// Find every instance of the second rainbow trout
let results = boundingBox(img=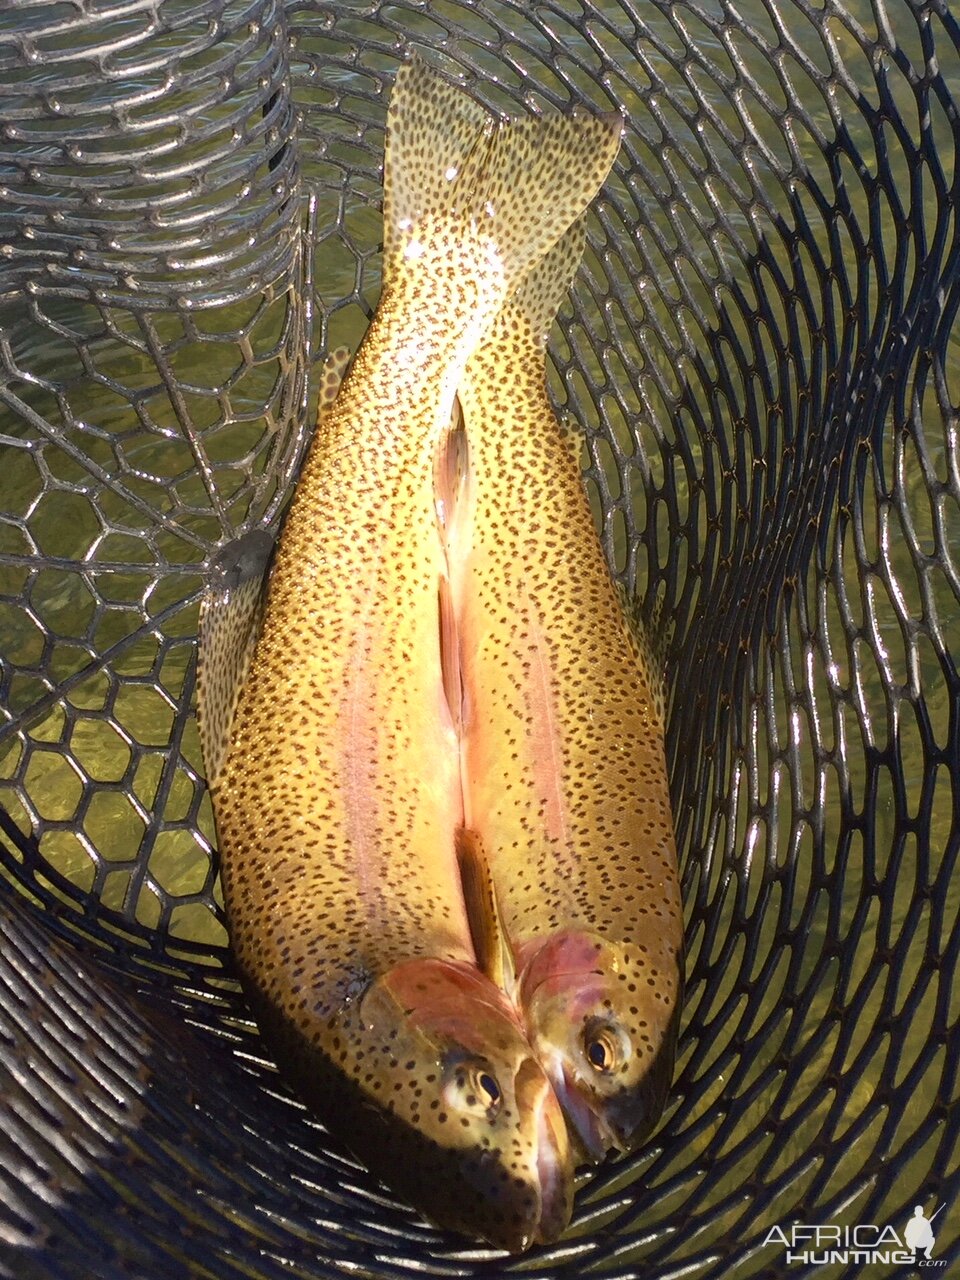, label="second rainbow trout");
[447,225,685,1163]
